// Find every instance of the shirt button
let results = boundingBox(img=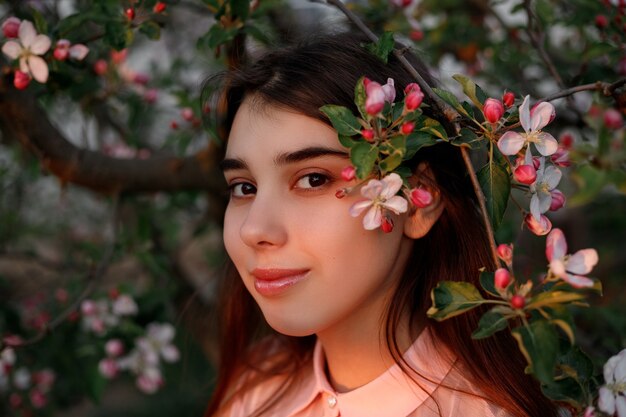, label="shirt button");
[327,395,337,408]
